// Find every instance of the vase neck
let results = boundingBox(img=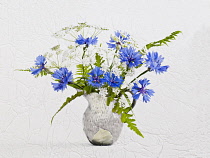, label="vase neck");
[85,93,110,110]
